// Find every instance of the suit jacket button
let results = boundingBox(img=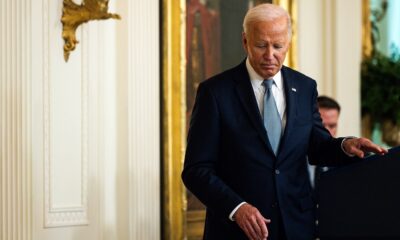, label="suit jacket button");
[275,169,280,175]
